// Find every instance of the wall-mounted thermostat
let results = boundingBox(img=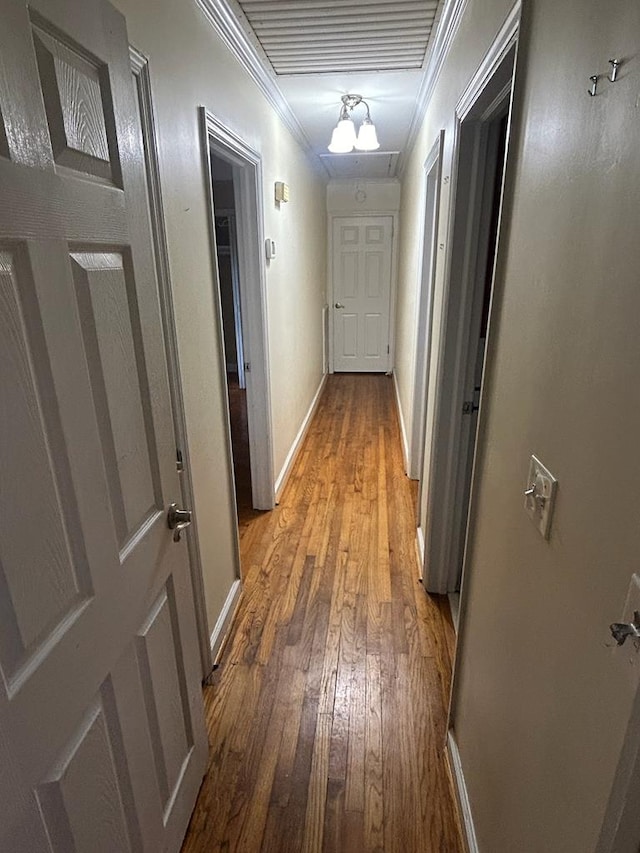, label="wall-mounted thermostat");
[274,181,290,203]
[265,238,276,260]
